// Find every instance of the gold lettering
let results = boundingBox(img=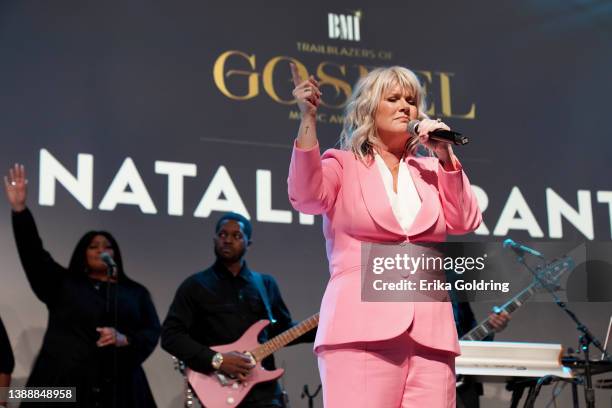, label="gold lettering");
[326,45,338,55]
[438,72,476,119]
[329,114,344,123]
[263,57,308,104]
[317,62,352,109]
[213,51,259,100]
[377,50,393,60]
[416,70,435,117]
[212,49,476,121]
[339,47,354,57]
[356,64,370,78]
